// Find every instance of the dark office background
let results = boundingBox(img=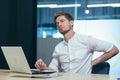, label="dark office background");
[0,0,36,68]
